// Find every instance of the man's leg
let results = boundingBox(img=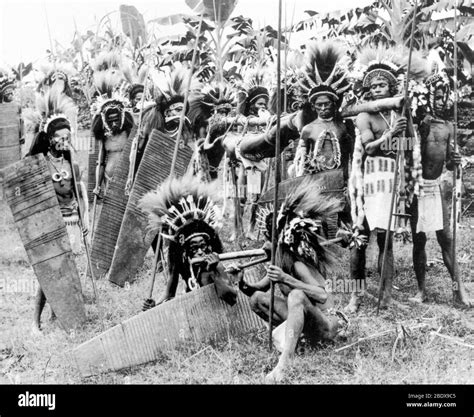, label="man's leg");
[266,289,337,383]
[408,199,428,303]
[33,287,47,330]
[376,230,394,308]
[249,291,288,325]
[345,218,370,313]
[436,194,471,306]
